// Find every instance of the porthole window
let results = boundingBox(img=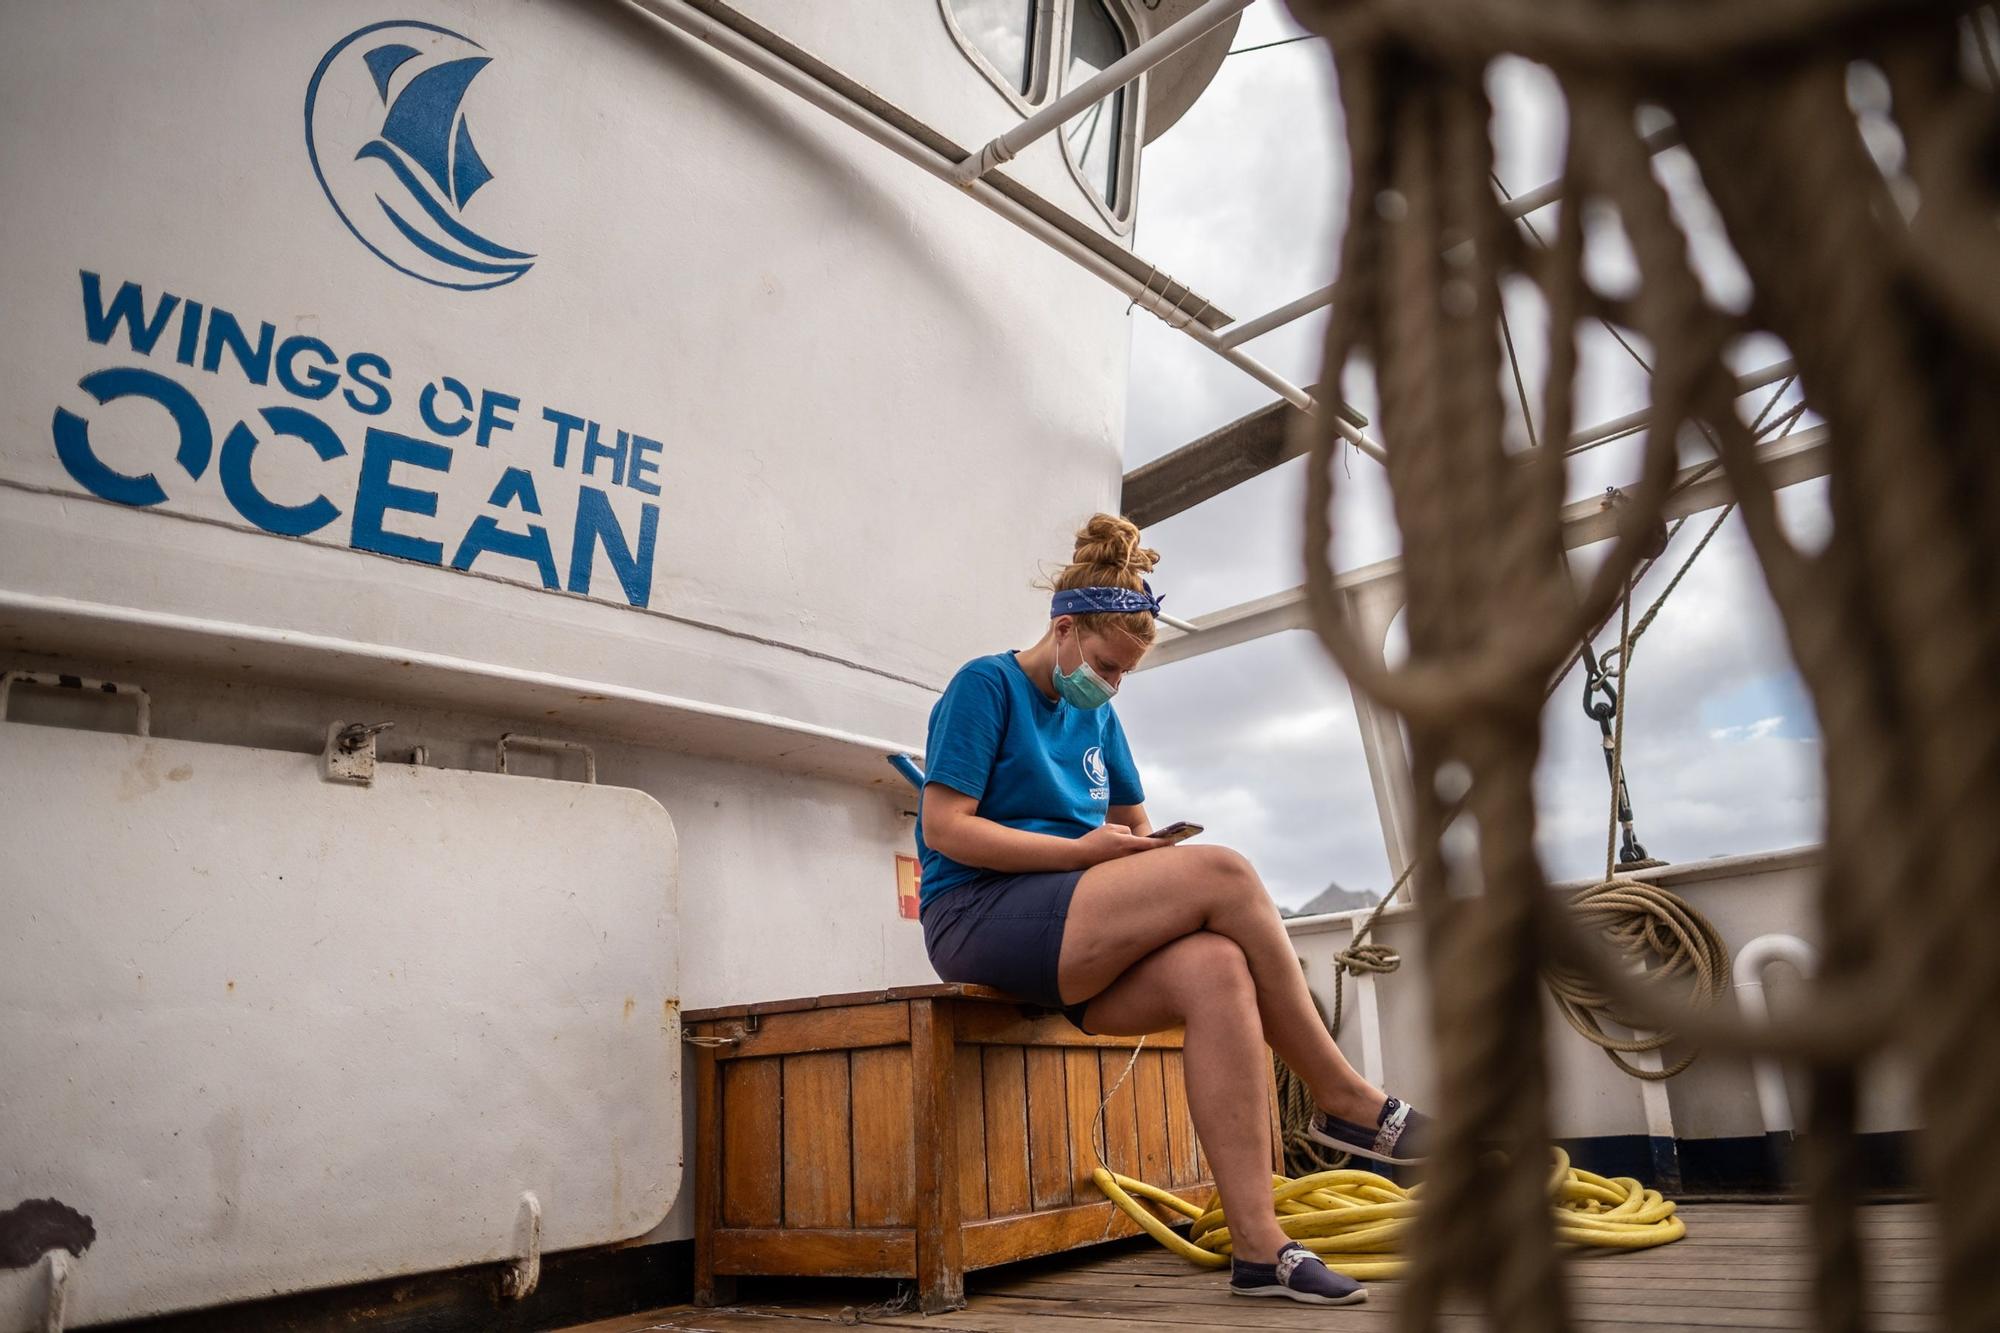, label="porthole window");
[1061,0,1134,217]
[943,0,1052,105]
[943,0,1141,225]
